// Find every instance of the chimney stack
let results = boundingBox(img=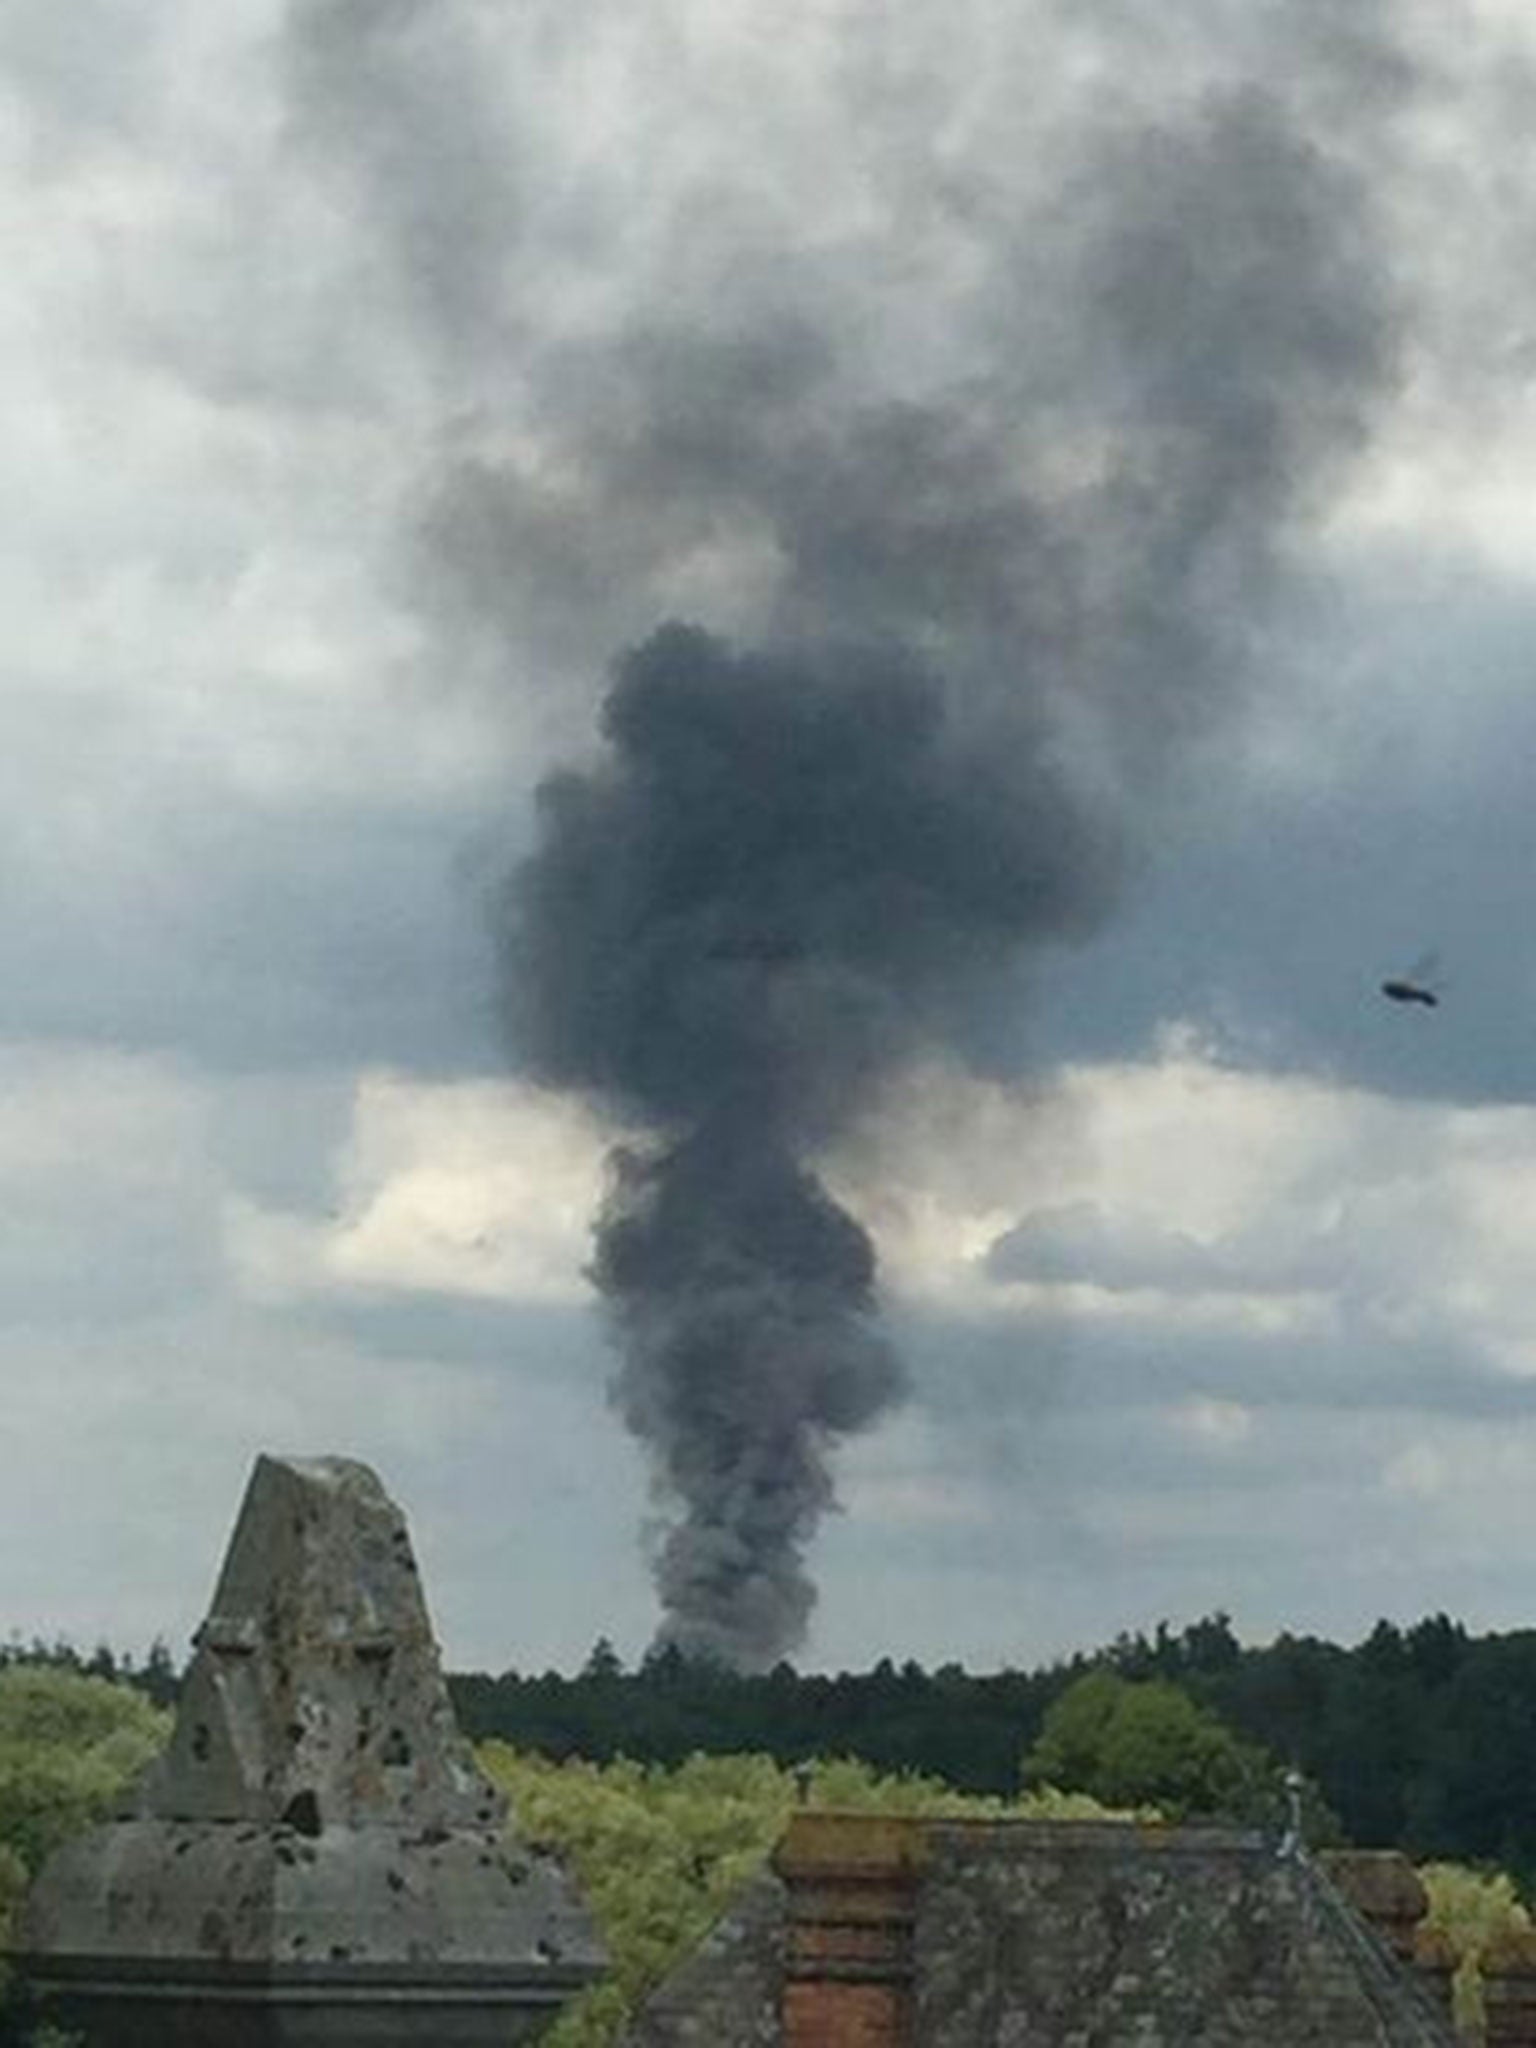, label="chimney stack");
[1482,1928,1536,2048]
[773,1813,923,2048]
